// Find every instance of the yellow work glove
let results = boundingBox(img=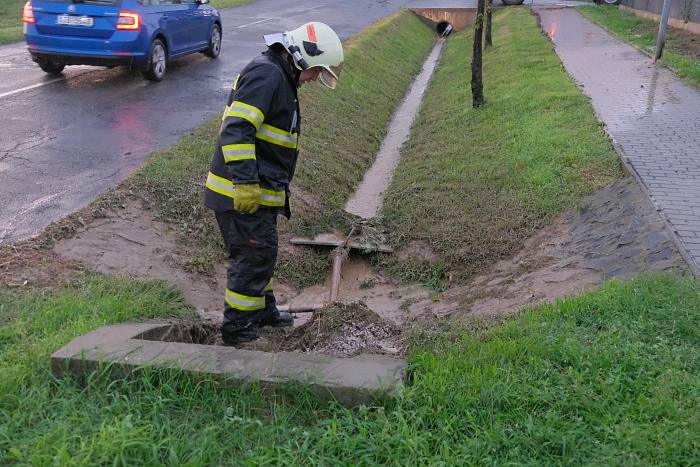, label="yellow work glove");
[233,183,261,213]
